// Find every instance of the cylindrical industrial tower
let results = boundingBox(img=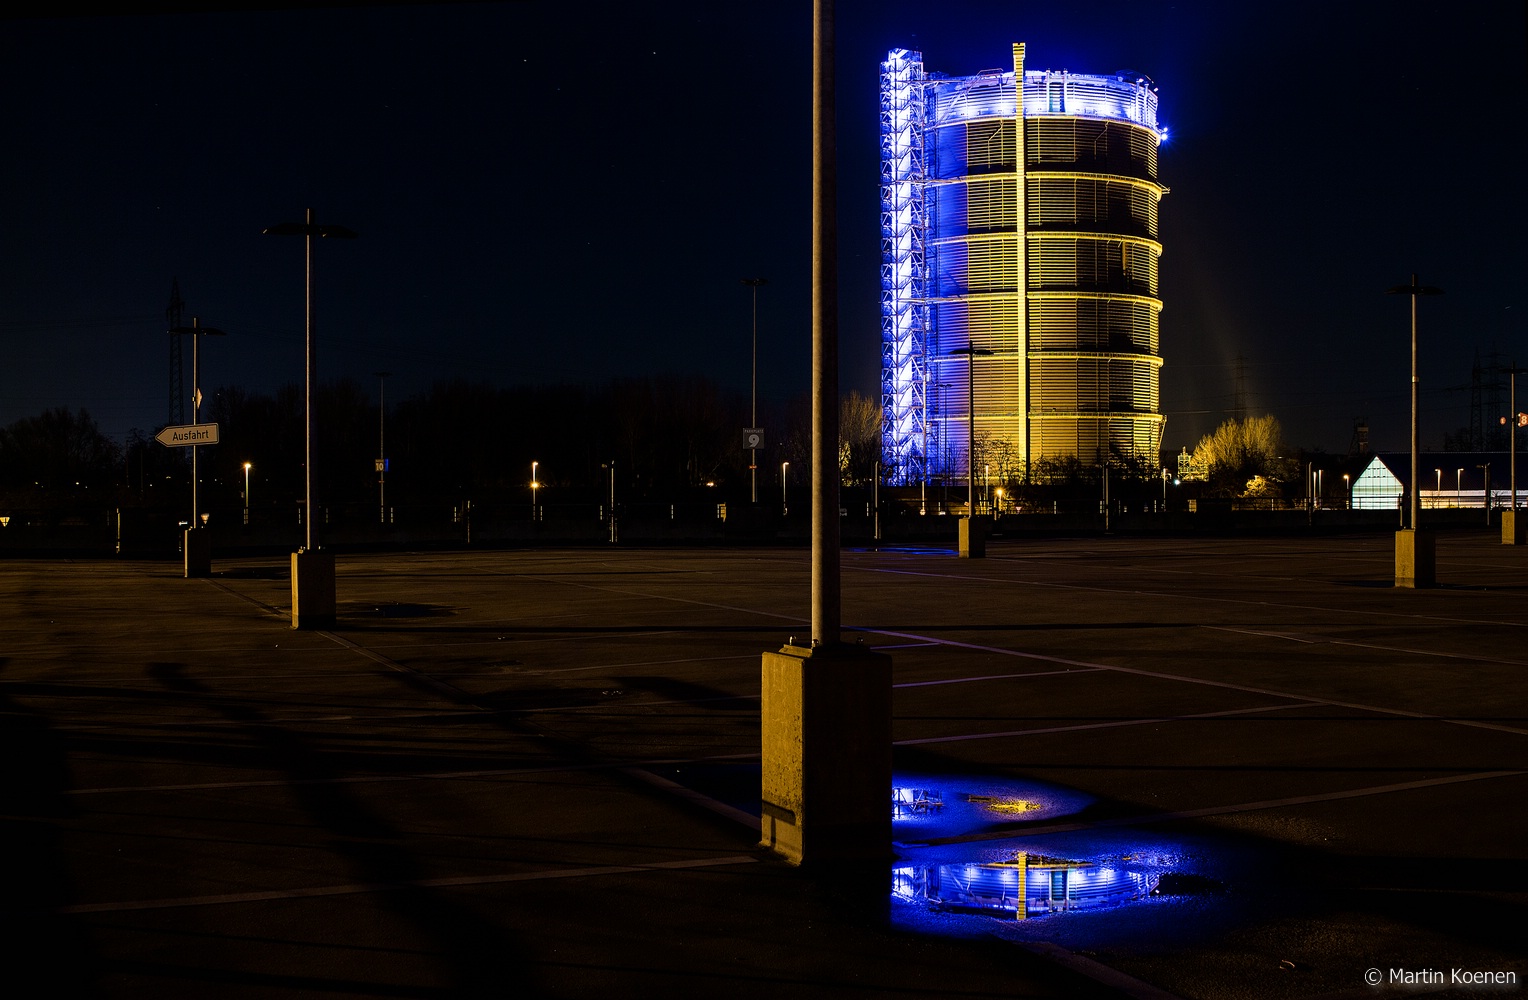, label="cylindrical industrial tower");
[880,44,1168,485]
